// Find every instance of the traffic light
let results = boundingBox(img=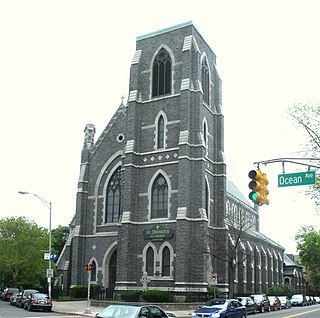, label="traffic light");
[248,169,269,206]
[84,263,93,271]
